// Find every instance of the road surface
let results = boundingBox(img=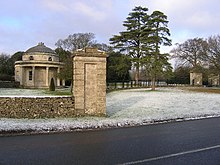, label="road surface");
[1,117,220,165]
